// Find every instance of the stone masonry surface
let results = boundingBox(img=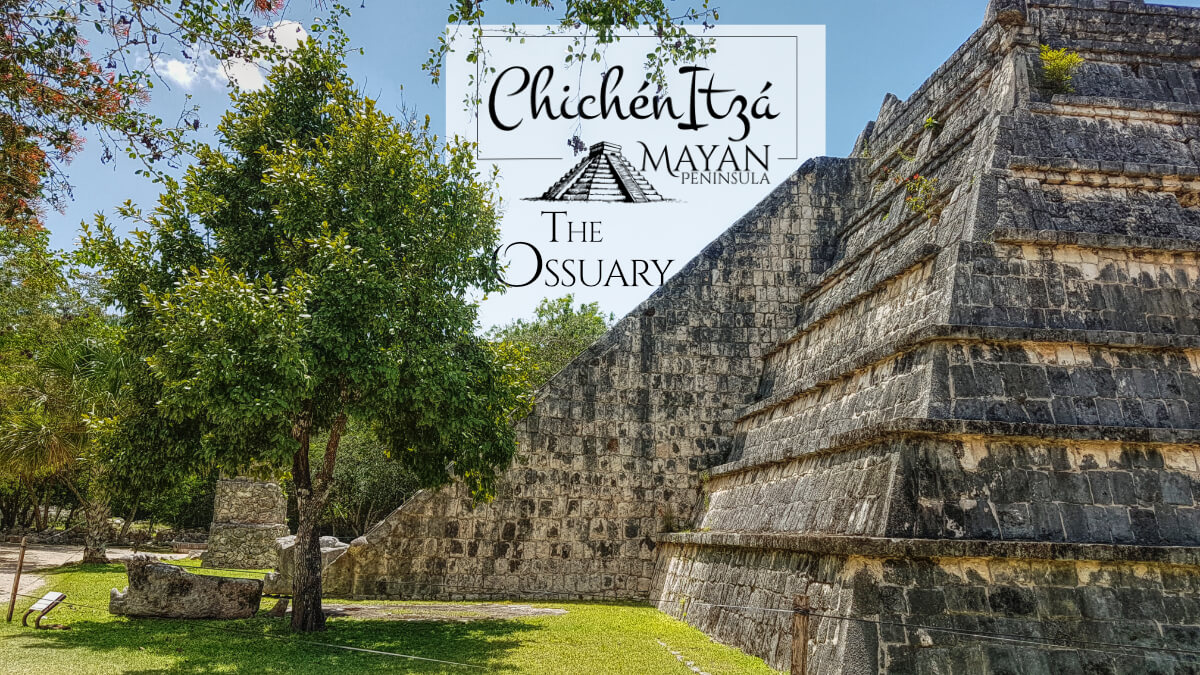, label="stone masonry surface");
[203,478,289,570]
[110,554,263,619]
[323,1,1200,672]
